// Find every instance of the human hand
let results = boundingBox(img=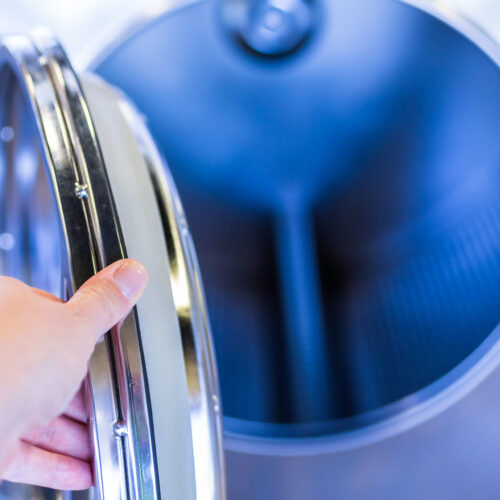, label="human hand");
[0,259,149,491]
